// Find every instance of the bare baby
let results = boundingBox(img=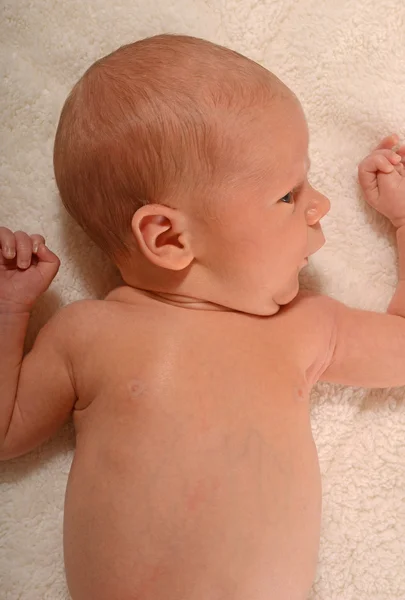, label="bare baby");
[2,34,405,600]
